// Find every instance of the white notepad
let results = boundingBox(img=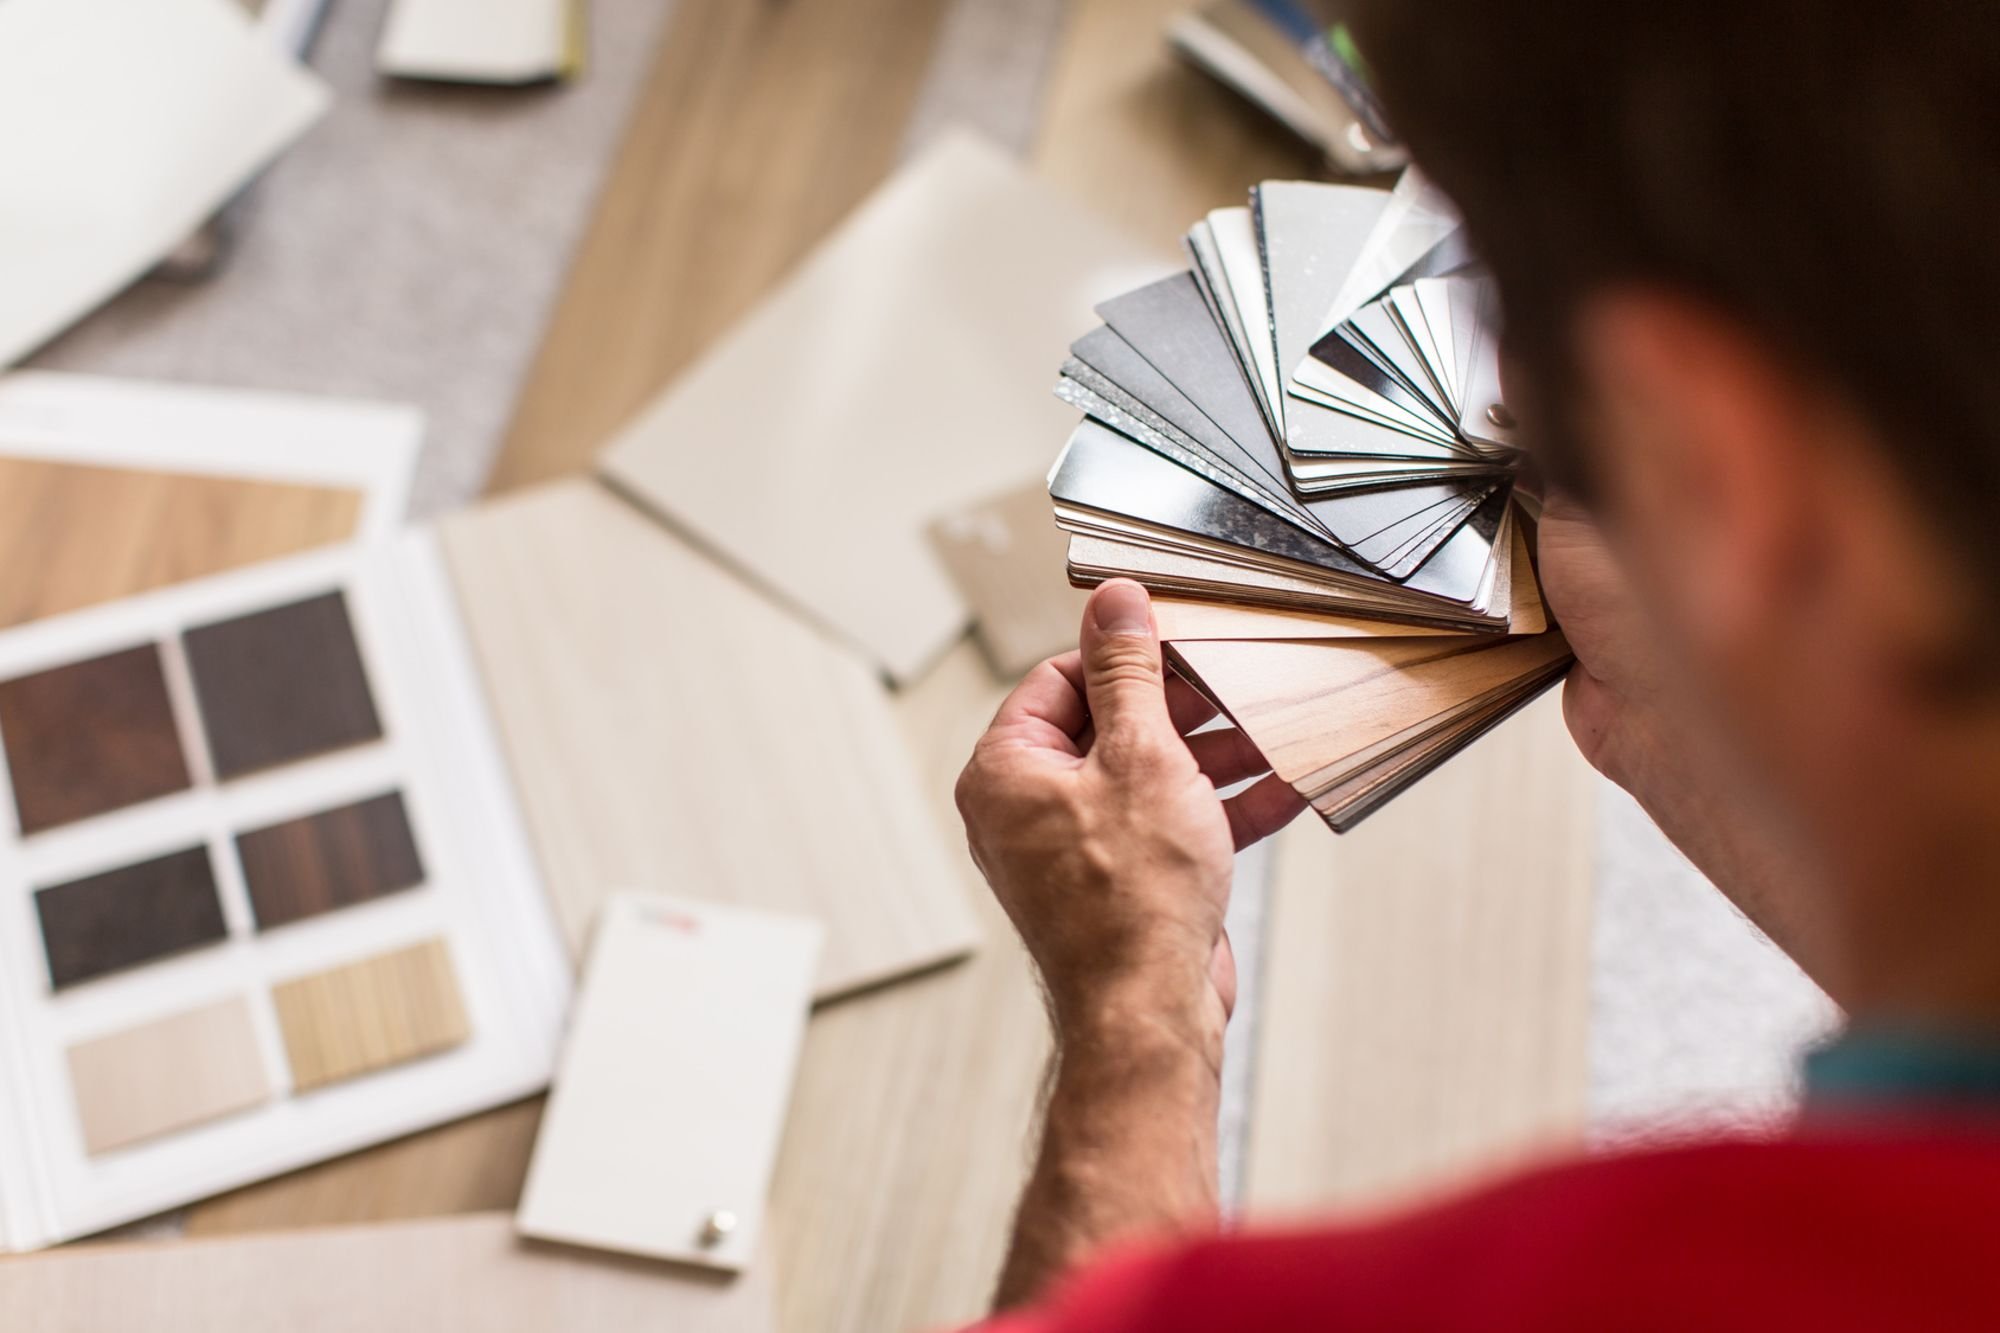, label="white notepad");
[0,0,329,367]
[517,893,822,1271]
